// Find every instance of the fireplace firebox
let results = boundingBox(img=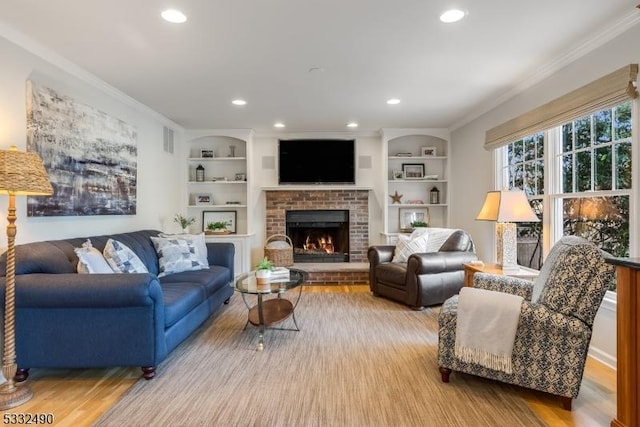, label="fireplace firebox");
[286,210,349,263]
